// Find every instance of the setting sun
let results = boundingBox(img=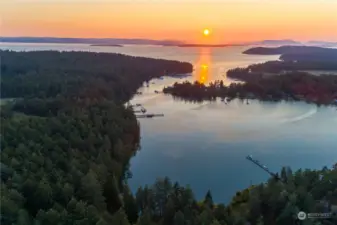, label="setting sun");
[203,29,210,36]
